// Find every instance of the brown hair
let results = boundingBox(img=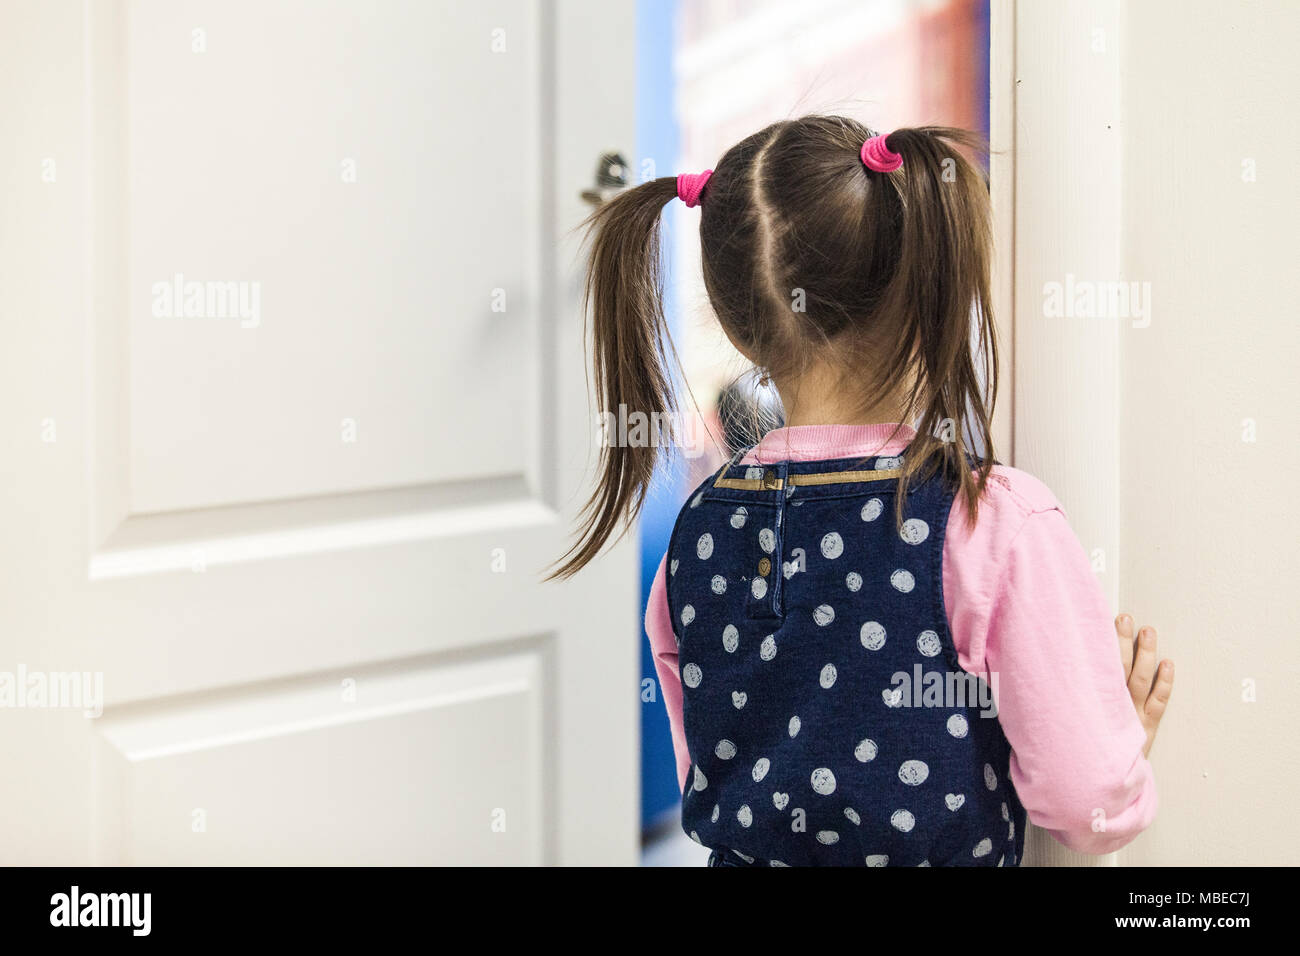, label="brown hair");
[549,116,998,579]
